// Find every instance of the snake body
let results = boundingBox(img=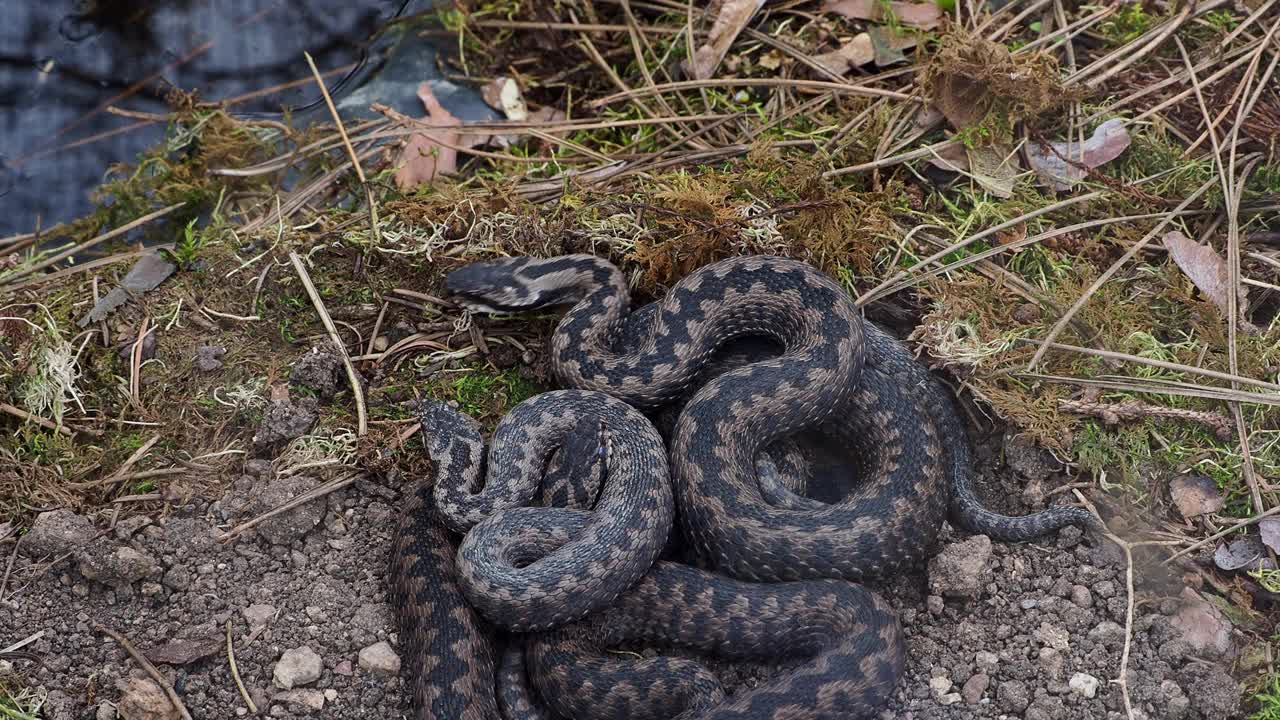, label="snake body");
[391,253,1093,719]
